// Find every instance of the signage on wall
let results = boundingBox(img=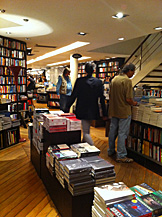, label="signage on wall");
[72,53,82,59]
